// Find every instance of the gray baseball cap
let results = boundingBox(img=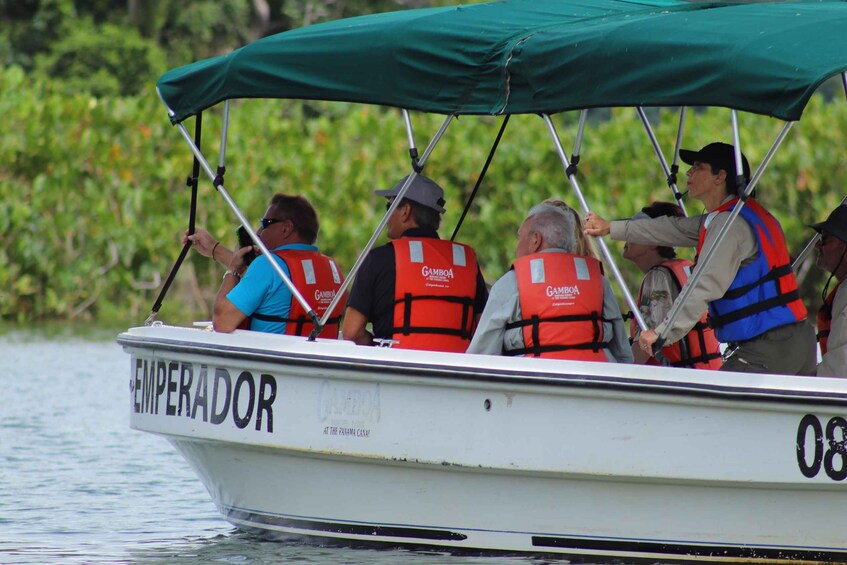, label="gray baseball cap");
[375,174,446,214]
